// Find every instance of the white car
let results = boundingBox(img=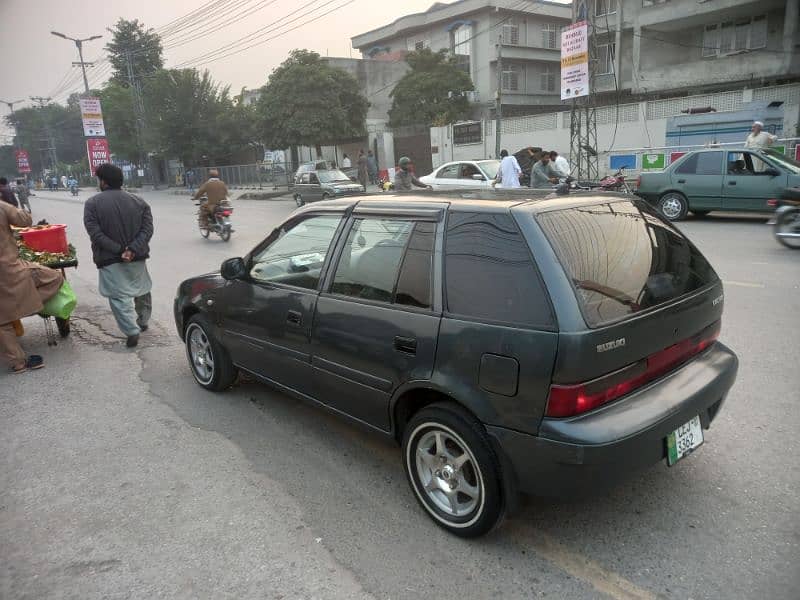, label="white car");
[419,160,501,190]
